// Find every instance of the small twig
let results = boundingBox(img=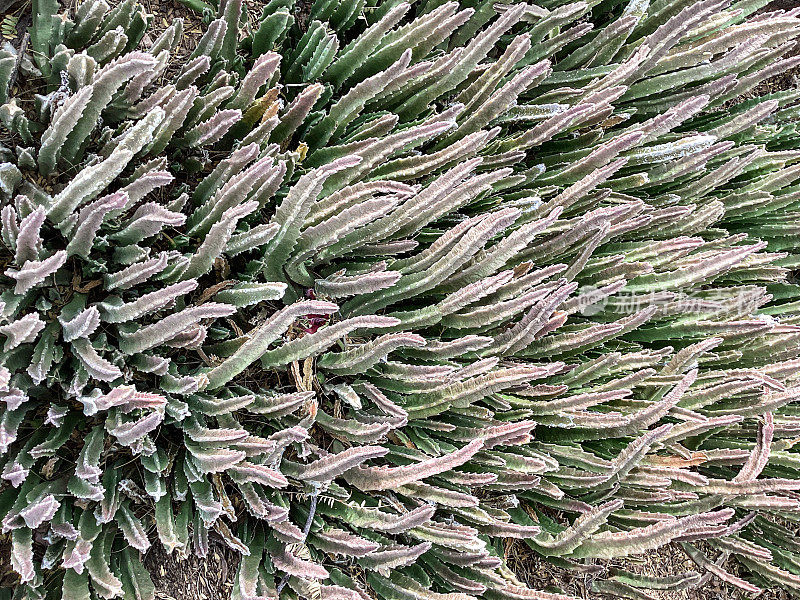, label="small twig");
[301,493,319,539]
[195,279,236,304]
[275,491,320,596]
